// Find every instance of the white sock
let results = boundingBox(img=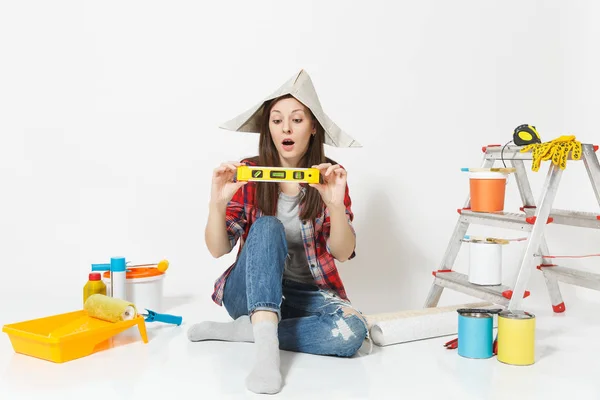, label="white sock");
[187,316,254,342]
[245,321,282,394]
